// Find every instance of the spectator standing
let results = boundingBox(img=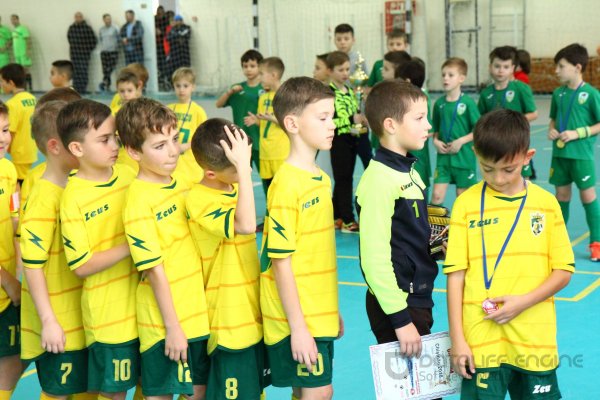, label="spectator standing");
[67,12,97,94]
[120,10,144,65]
[11,14,32,89]
[166,15,191,76]
[155,6,169,83]
[0,17,11,69]
[99,13,120,91]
